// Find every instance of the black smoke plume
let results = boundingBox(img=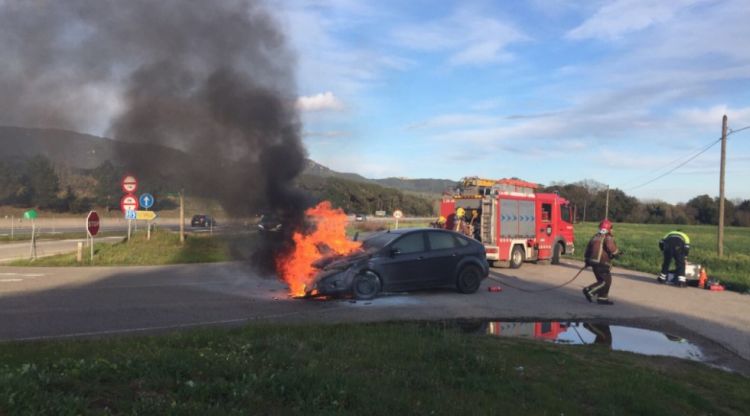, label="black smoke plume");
[0,0,310,268]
